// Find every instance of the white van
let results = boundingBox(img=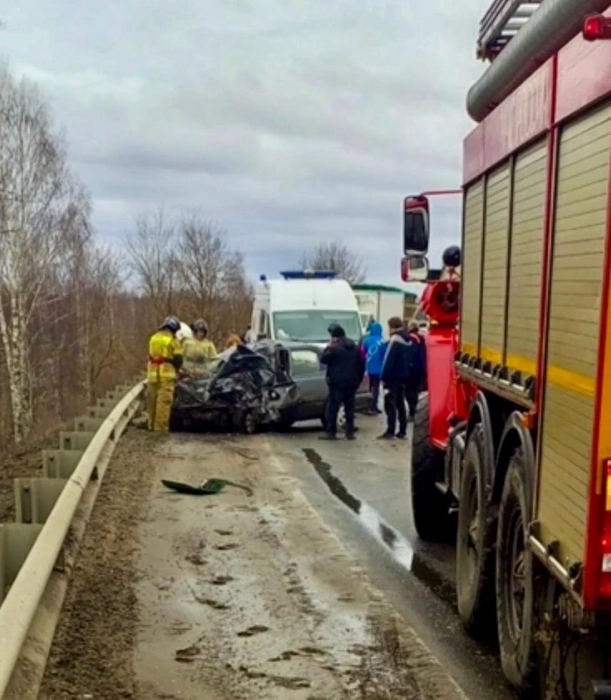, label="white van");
[251,271,363,345]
